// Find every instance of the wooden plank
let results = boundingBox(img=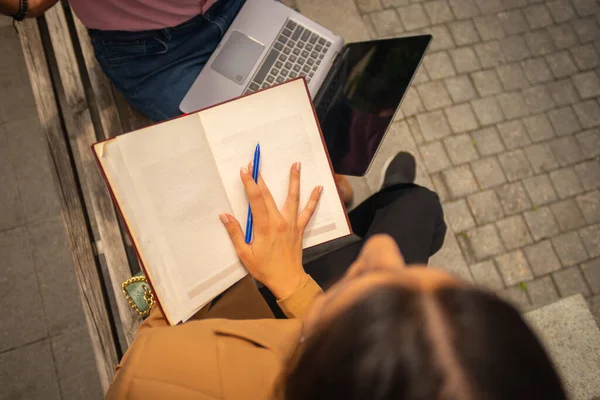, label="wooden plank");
[43,4,140,346]
[17,17,118,392]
